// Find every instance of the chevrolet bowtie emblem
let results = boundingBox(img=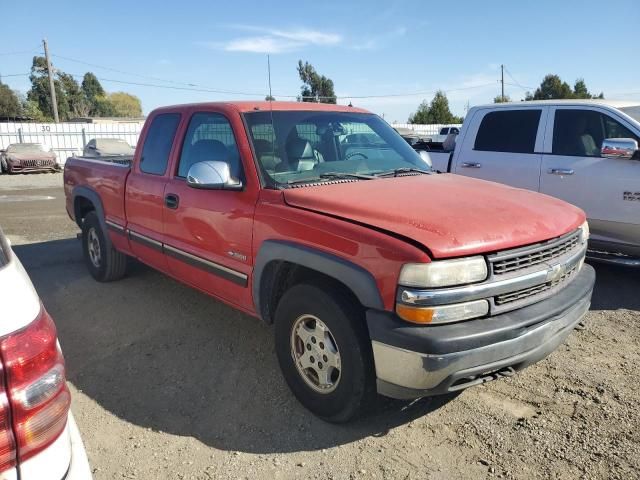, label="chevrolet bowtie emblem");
[547,263,566,282]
